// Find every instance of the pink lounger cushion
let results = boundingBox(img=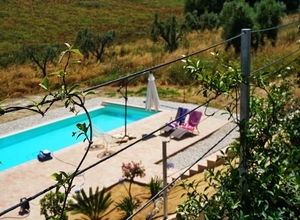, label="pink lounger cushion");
[180,124,195,131]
